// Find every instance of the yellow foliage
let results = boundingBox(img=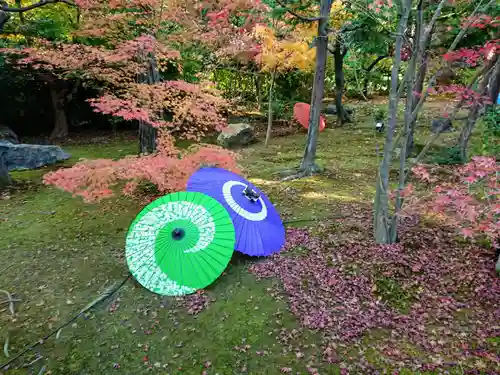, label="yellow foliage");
[254,23,316,73]
[329,0,353,30]
[2,34,26,43]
